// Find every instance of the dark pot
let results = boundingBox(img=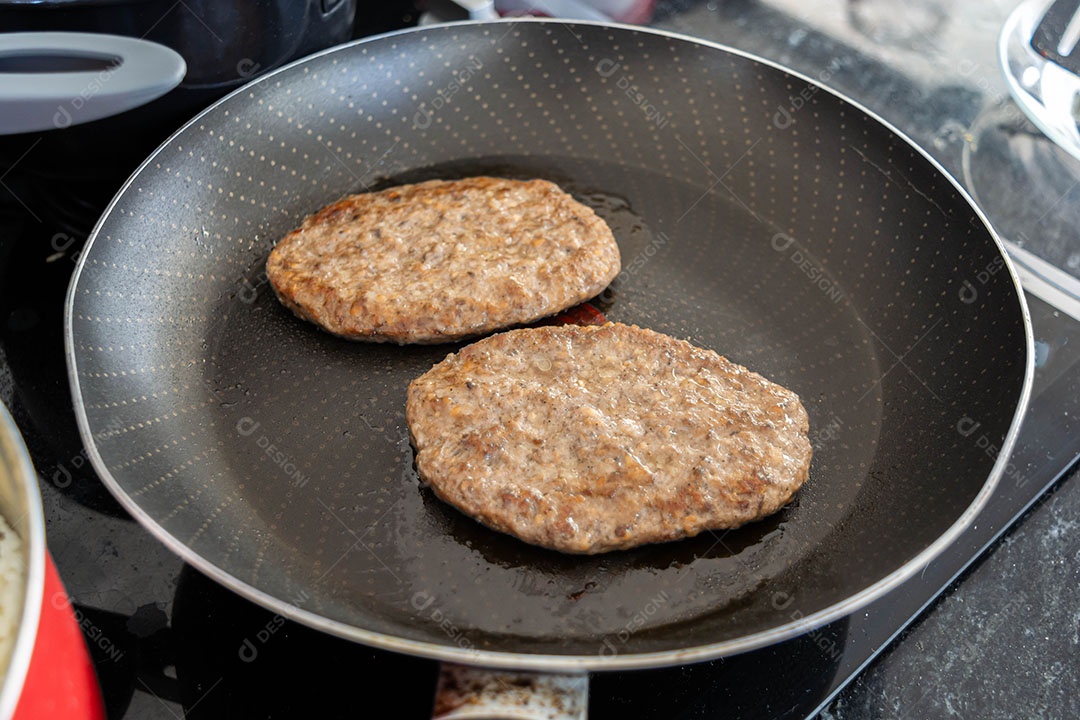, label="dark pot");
[0,0,358,178]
